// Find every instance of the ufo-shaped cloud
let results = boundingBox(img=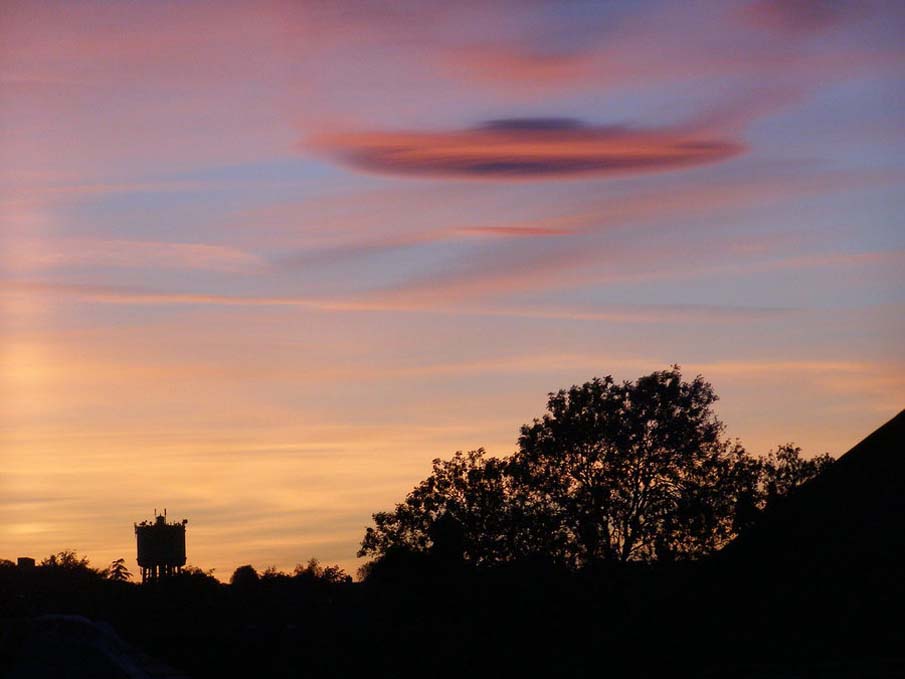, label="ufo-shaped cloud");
[313,117,743,180]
